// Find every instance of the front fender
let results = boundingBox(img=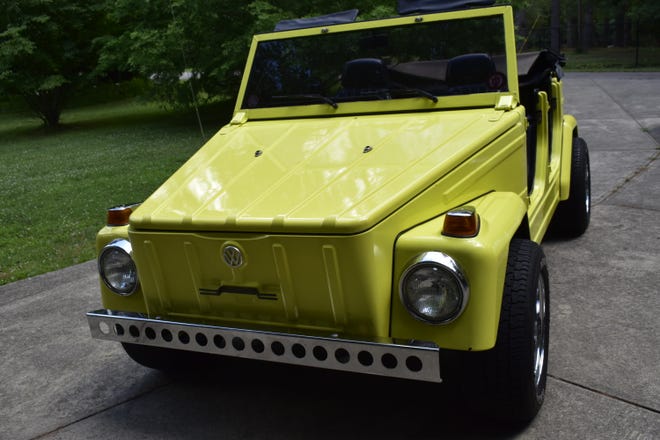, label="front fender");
[391,191,527,351]
[96,225,149,314]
